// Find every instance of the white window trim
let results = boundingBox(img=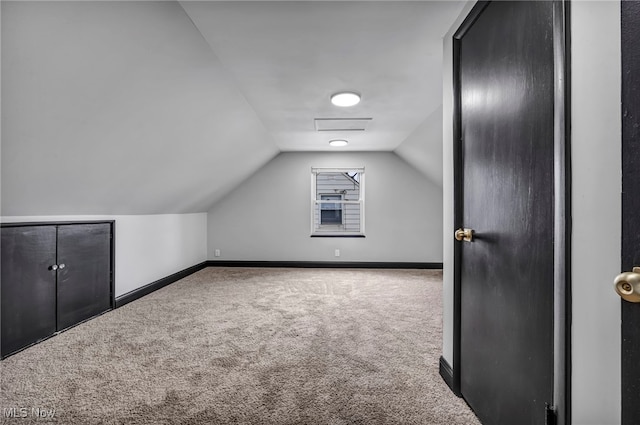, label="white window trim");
[310,167,365,237]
